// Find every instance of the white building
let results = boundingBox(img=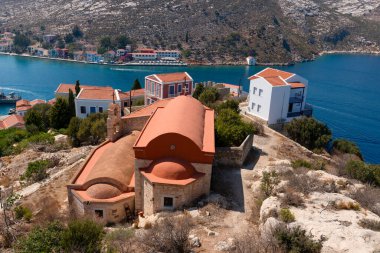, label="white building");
[247,68,312,125]
[246,56,256,66]
[131,52,157,61]
[156,50,181,60]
